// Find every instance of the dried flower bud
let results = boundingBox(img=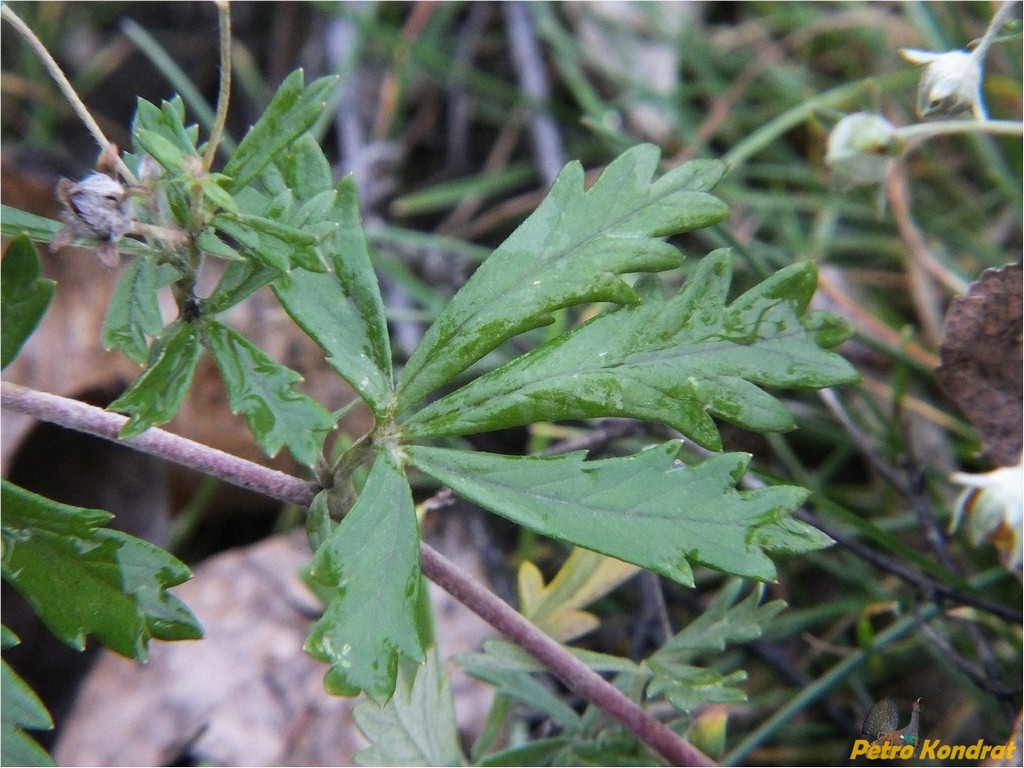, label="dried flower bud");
[51,172,136,267]
[901,48,985,119]
[825,113,899,187]
[949,460,1023,573]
